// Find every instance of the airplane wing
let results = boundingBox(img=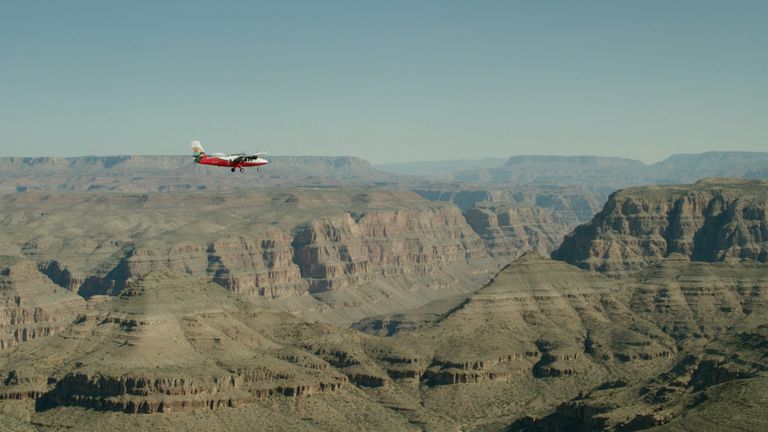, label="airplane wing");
[237,153,267,161]
[231,153,268,164]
